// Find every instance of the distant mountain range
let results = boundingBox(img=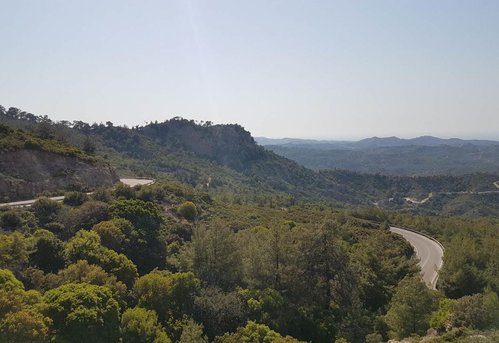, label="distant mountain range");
[256,136,499,150]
